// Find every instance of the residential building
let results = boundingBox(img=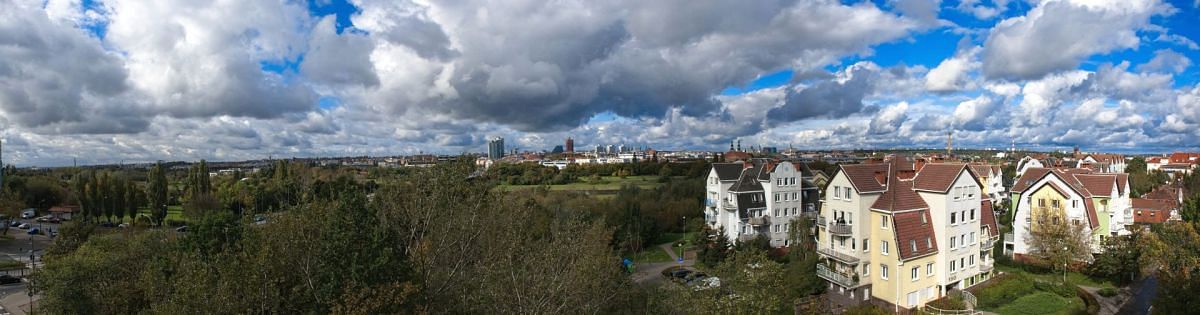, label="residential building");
[1076,154,1126,173]
[816,157,998,311]
[969,164,1007,205]
[1008,168,1132,260]
[1161,152,1200,178]
[705,159,813,247]
[487,137,505,160]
